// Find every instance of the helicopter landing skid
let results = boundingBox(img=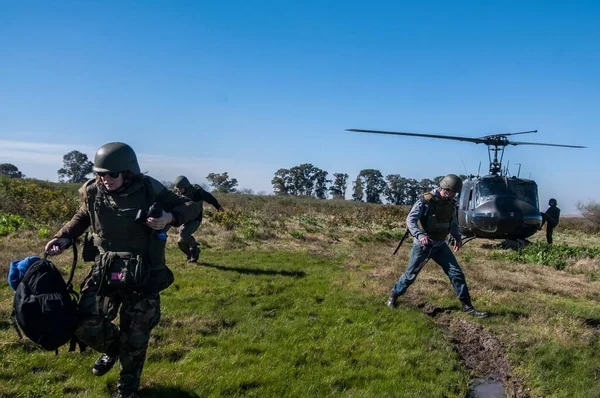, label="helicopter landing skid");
[498,239,531,250]
[446,236,477,247]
